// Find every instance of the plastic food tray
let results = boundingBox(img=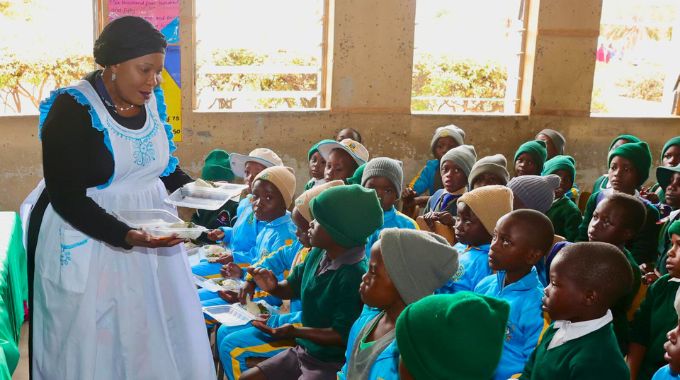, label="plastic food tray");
[202,304,260,327]
[193,275,244,293]
[114,209,207,239]
[165,182,247,210]
[200,244,233,262]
